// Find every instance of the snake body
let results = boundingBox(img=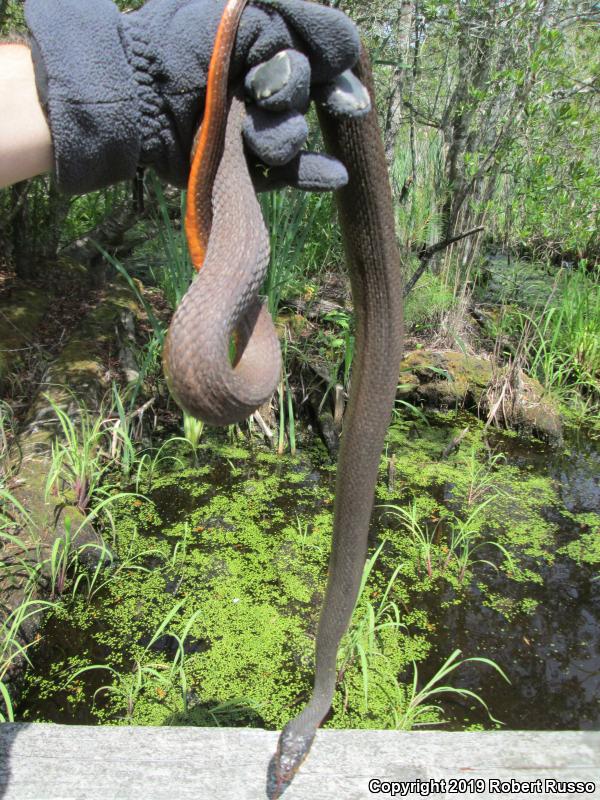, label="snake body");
[162,0,403,789]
